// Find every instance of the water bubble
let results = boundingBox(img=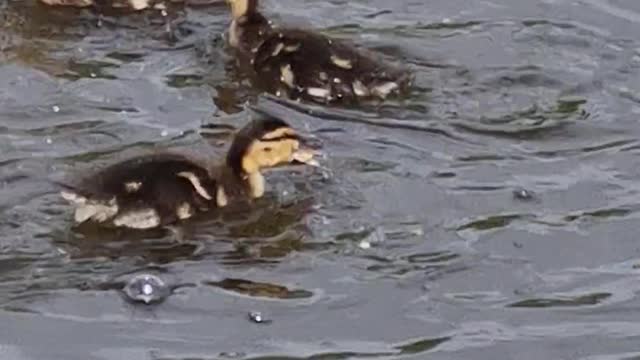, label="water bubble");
[358,227,386,250]
[219,352,245,359]
[512,187,536,201]
[90,72,96,78]
[45,137,52,144]
[358,240,371,249]
[248,311,271,324]
[52,105,60,113]
[160,129,169,137]
[123,274,170,305]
